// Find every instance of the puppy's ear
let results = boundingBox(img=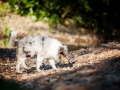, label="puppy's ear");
[58,46,64,53]
[63,45,67,48]
[62,45,68,50]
